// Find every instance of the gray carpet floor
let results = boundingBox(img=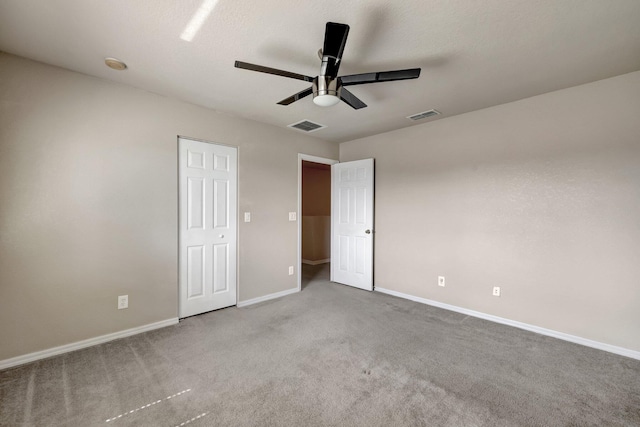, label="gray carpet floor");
[1,263,639,426]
